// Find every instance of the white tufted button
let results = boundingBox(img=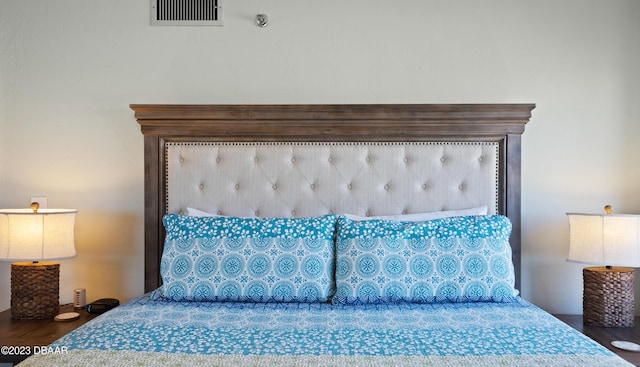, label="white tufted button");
[328,157,334,163]
[235,184,240,190]
[404,157,409,163]
[179,157,185,163]
[347,183,352,190]
[216,157,221,163]
[402,210,407,215]
[365,156,371,163]
[291,210,296,216]
[459,184,464,190]
[365,211,371,217]
[291,157,296,163]
[178,210,185,215]
[216,211,222,215]
[255,210,260,217]
[478,156,483,162]
[199,183,205,189]
[310,183,316,190]
[254,157,259,163]
[384,184,390,191]
[440,157,446,163]
[273,184,277,190]
[422,183,428,190]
